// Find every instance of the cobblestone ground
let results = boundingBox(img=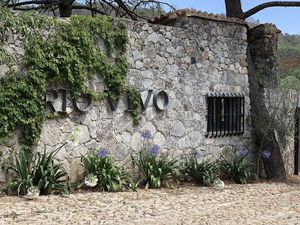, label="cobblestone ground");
[0,182,299,225]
